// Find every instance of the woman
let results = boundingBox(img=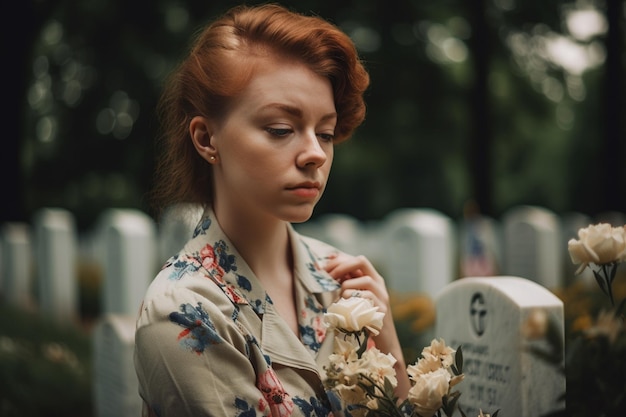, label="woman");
[134,4,410,416]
